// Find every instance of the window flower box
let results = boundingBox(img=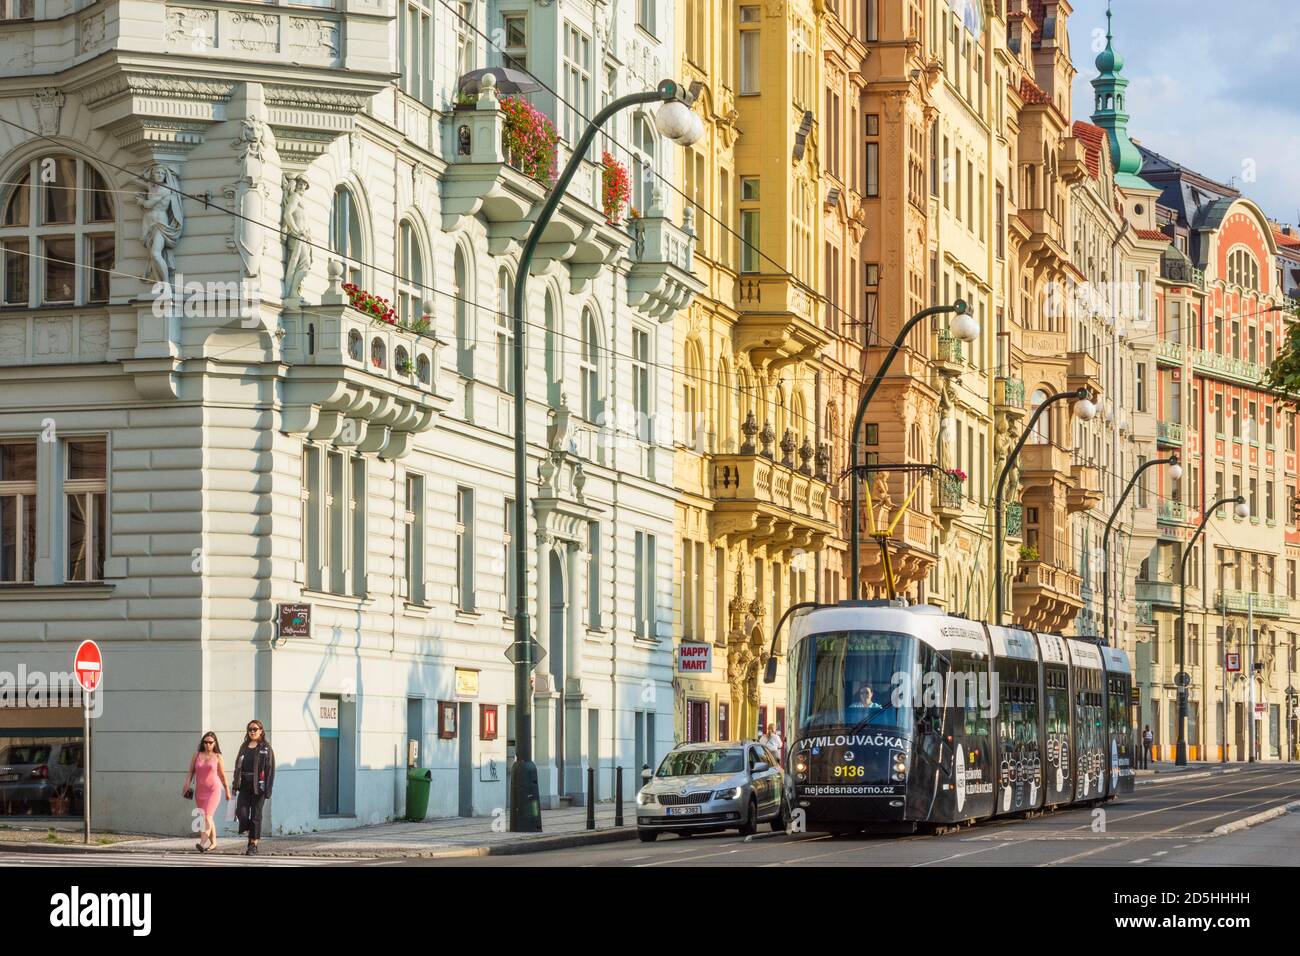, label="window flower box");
[500,96,558,185]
